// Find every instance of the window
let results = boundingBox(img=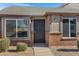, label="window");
[6,19,29,38]
[17,20,28,37]
[63,19,69,37]
[6,20,16,37]
[63,18,76,37]
[70,19,76,37]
